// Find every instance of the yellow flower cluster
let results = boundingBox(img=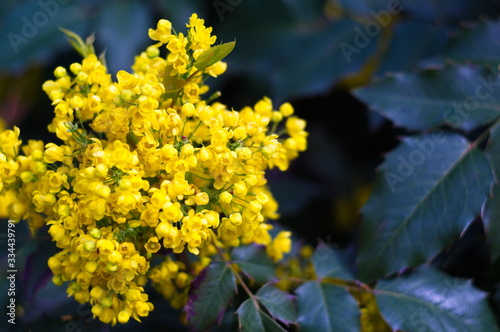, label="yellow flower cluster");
[0,14,307,325]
